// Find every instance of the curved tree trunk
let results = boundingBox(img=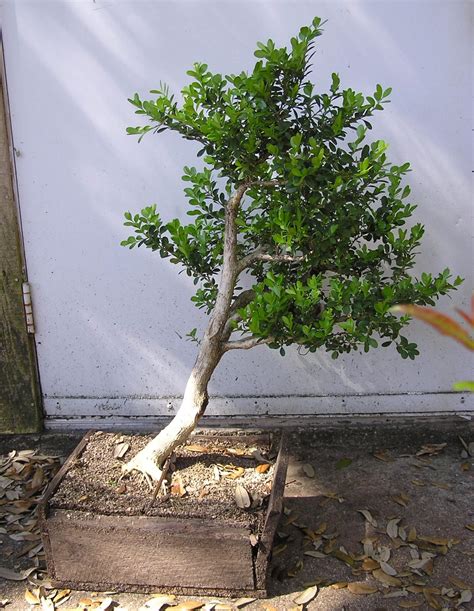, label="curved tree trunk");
[123,334,223,481]
[123,185,249,481]
[123,183,278,482]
